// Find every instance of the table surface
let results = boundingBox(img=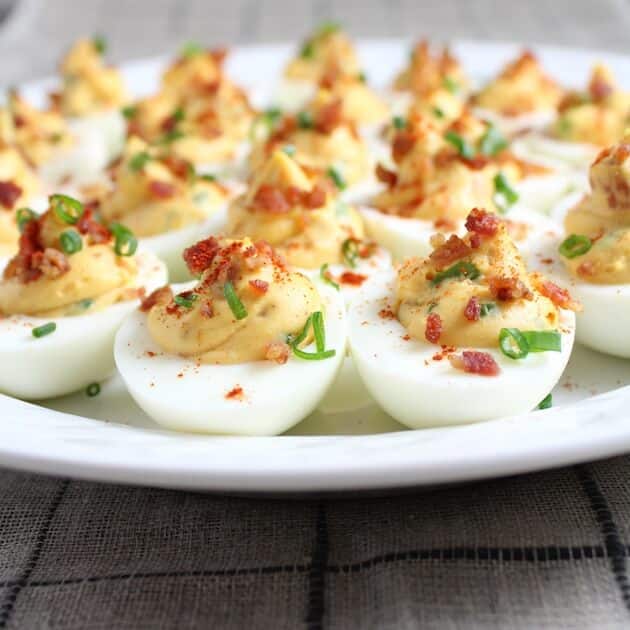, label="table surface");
[3,0,630,628]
